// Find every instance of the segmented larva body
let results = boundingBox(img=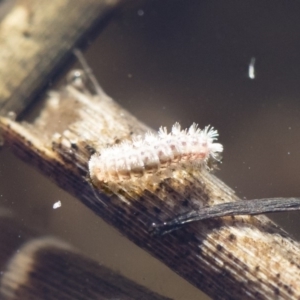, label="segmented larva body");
[89,123,223,183]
